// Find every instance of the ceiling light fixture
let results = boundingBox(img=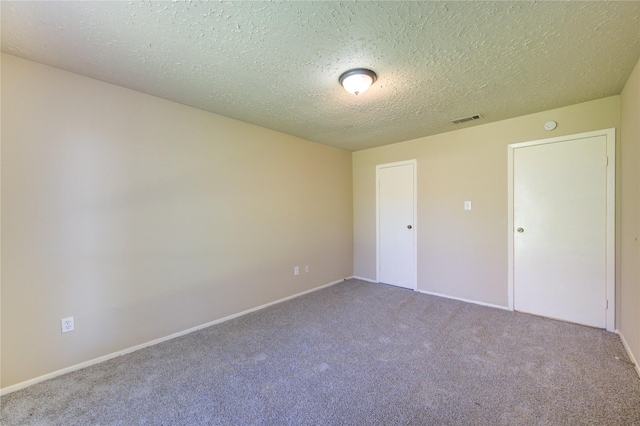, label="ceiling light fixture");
[339,68,377,95]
